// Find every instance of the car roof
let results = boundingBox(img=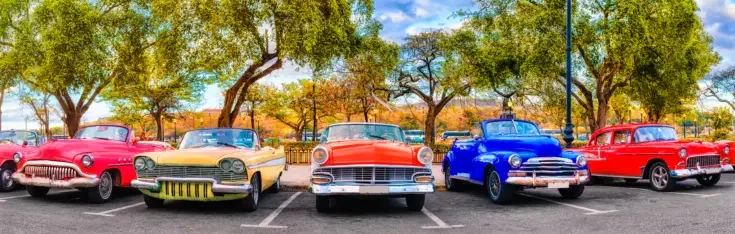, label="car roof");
[592,123,672,135]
